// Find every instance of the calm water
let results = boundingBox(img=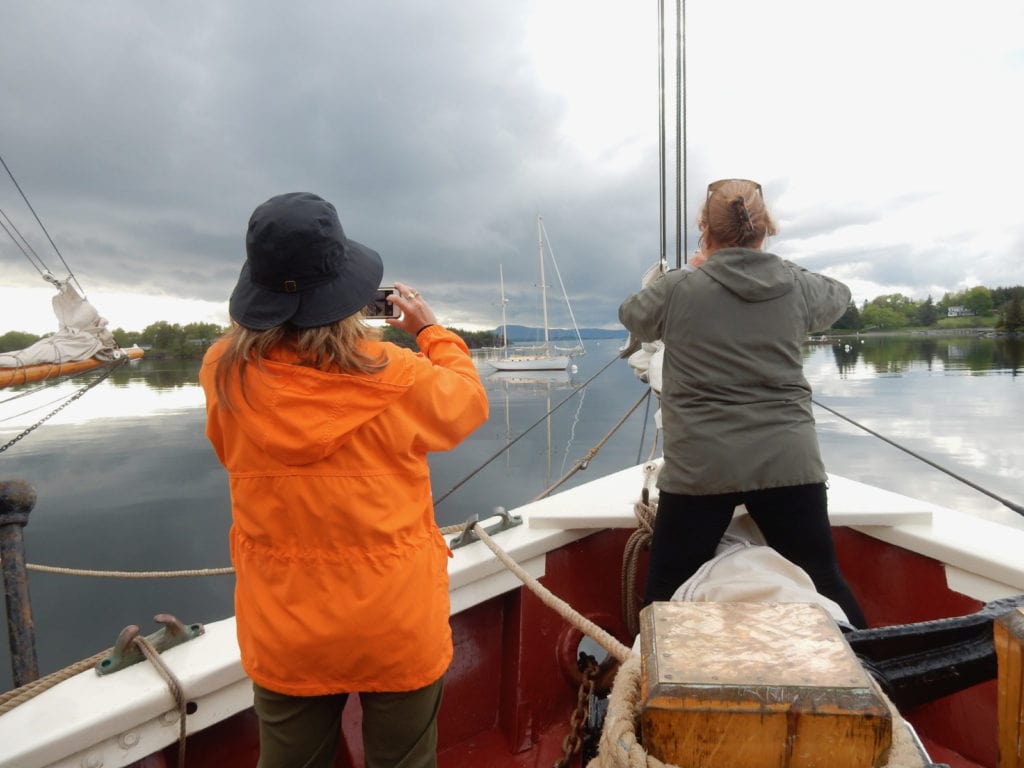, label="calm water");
[0,335,1021,691]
